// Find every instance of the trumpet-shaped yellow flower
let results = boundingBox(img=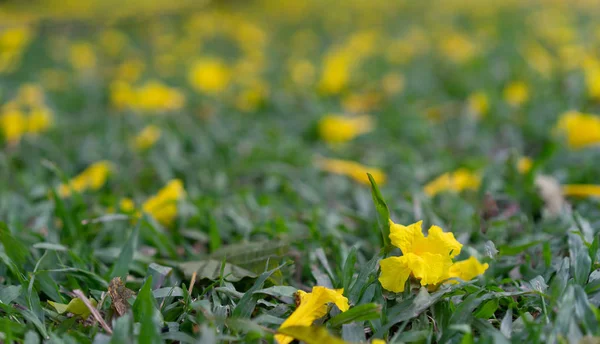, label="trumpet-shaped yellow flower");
[555,110,600,149]
[424,168,480,197]
[379,220,488,293]
[467,91,489,119]
[189,58,231,95]
[562,184,600,197]
[276,286,349,344]
[448,256,489,282]
[58,161,113,198]
[133,125,162,151]
[318,115,373,144]
[142,179,185,226]
[503,81,529,106]
[379,220,461,292]
[316,157,386,186]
